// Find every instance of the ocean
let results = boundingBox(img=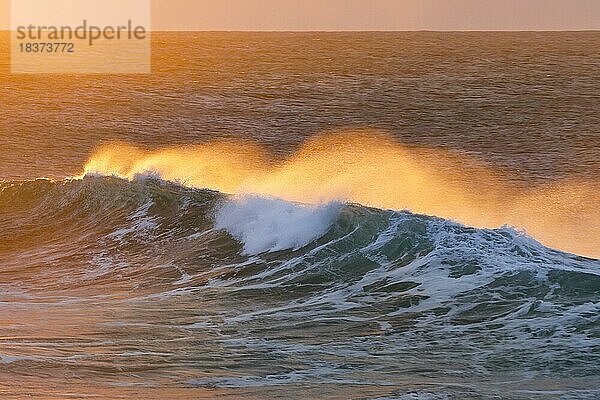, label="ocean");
[0,32,599,399]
